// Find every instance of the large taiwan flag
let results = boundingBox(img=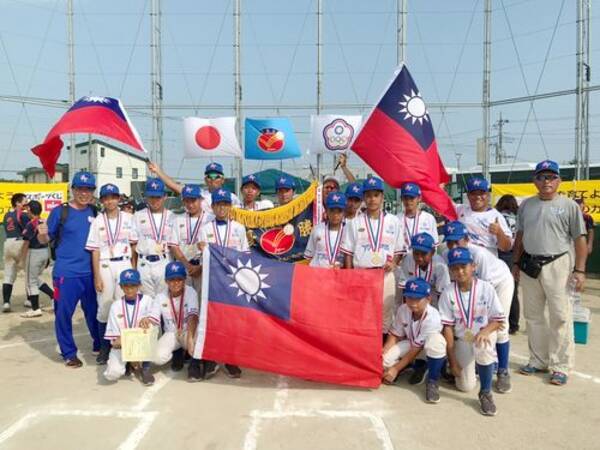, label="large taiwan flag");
[31,96,146,177]
[194,245,383,388]
[351,64,457,220]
